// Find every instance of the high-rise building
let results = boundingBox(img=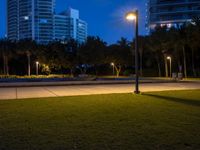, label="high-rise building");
[7,0,87,44]
[33,0,55,44]
[7,0,55,44]
[147,0,200,32]
[53,8,87,43]
[7,0,19,40]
